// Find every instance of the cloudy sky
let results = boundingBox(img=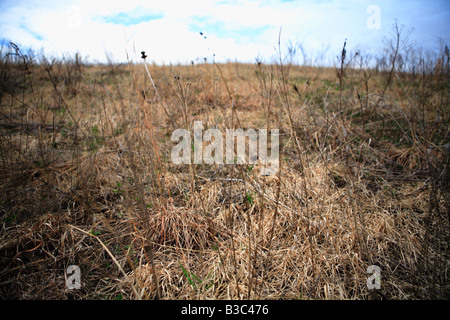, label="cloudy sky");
[0,0,449,65]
